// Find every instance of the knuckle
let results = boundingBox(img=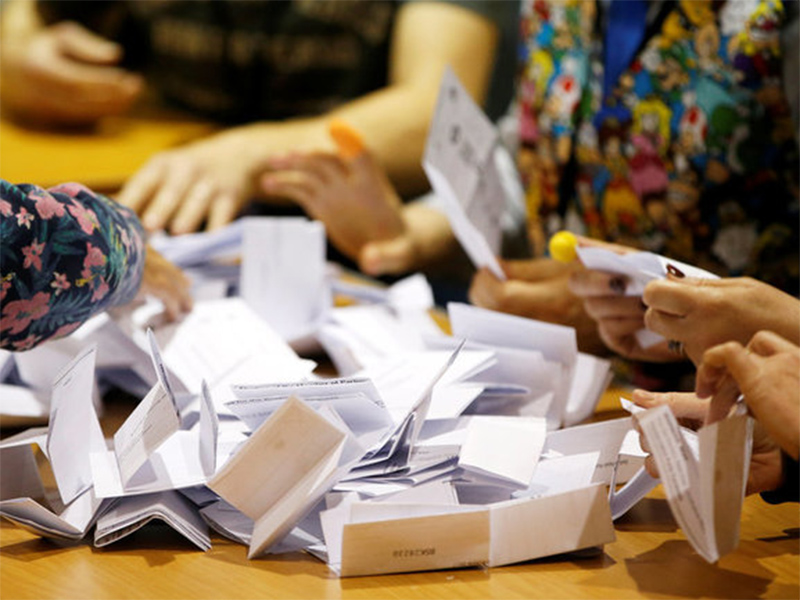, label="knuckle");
[583,298,601,319]
[751,330,772,345]
[489,286,511,313]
